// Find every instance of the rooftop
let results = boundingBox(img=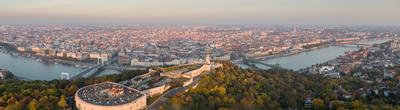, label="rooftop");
[76,82,144,106]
